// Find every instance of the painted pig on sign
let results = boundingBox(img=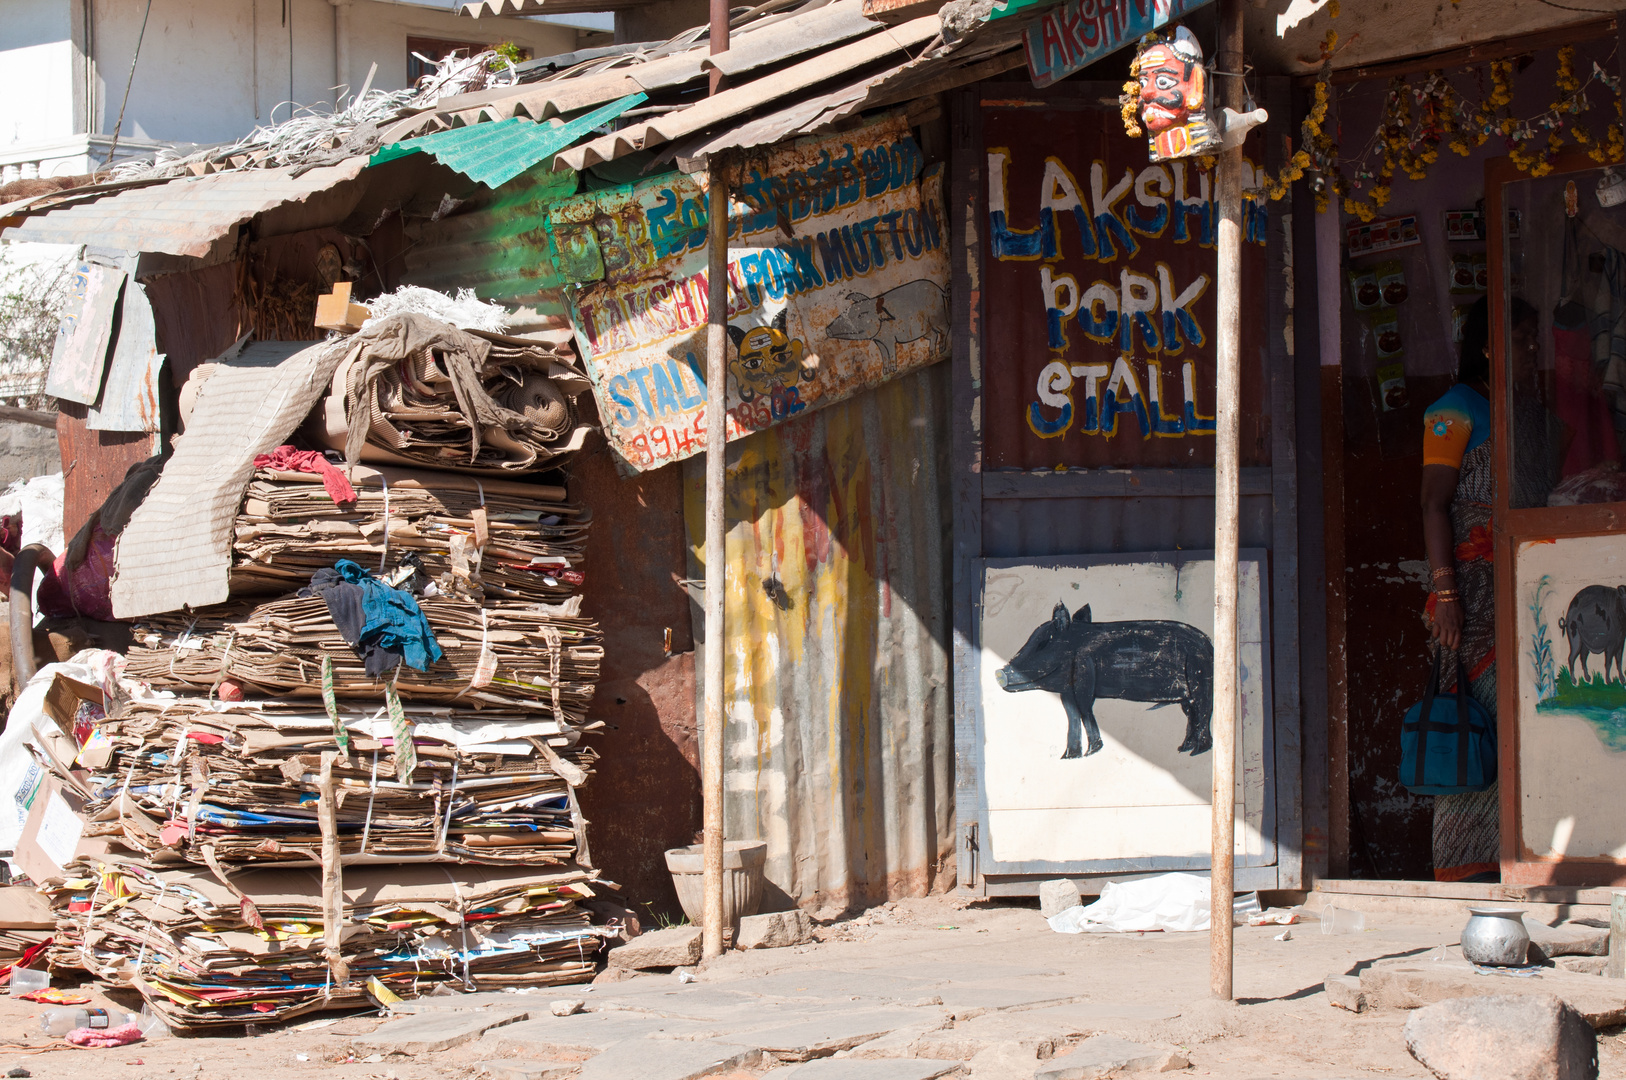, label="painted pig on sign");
[824,279,949,374]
